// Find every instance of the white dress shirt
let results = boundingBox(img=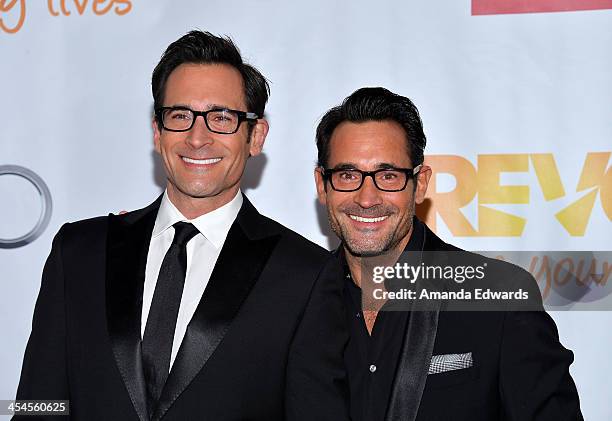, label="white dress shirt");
[141,190,243,369]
